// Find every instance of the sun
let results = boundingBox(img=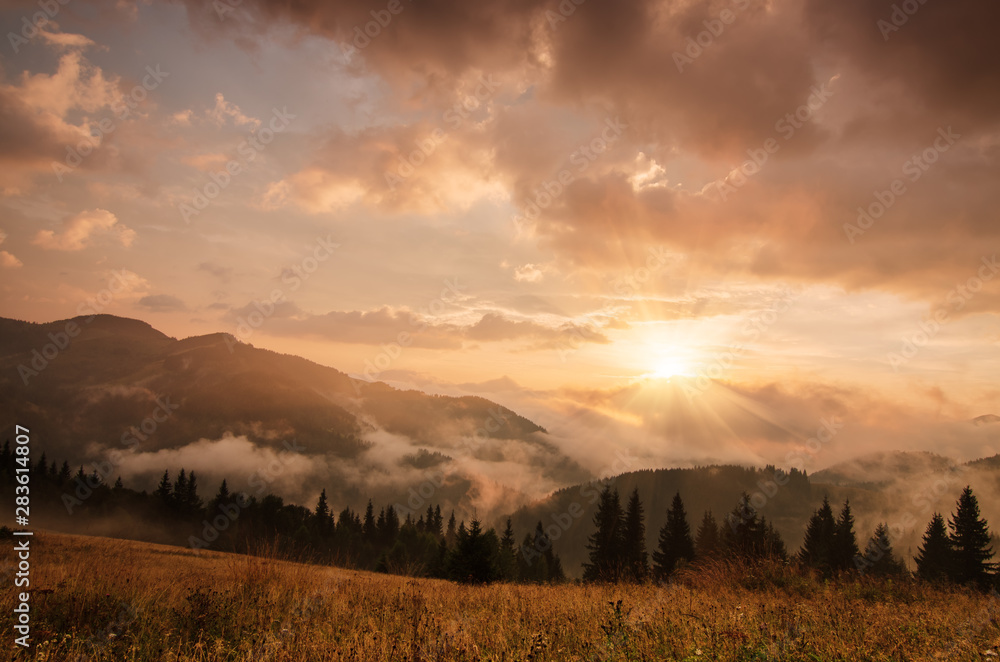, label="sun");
[629,327,701,381]
[647,355,693,380]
